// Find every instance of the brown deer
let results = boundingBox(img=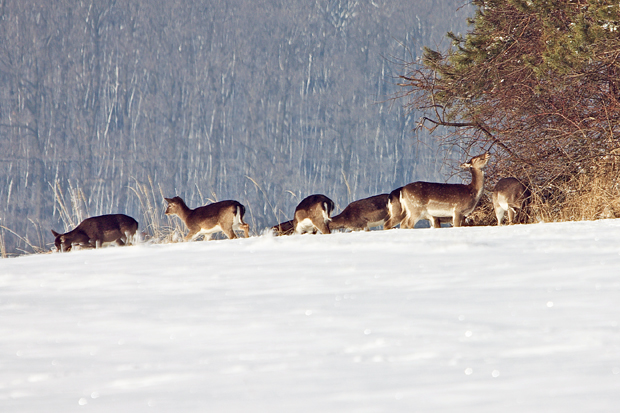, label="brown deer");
[293,194,335,234]
[51,214,138,252]
[164,196,250,240]
[492,177,531,225]
[385,153,491,229]
[329,194,389,232]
